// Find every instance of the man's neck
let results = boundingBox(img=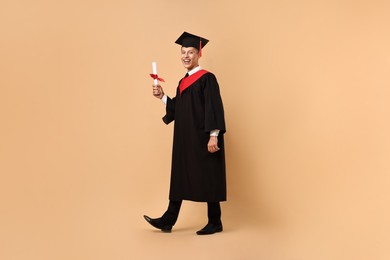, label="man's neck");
[187,66,202,76]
